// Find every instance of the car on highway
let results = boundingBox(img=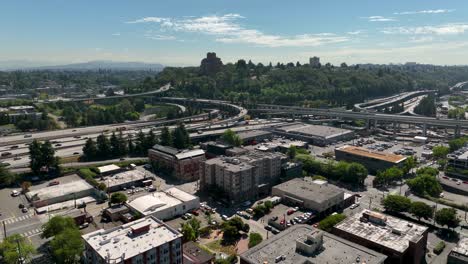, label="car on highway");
[73,152,80,155]
[73,136,81,139]
[10,145,19,149]
[11,190,20,197]
[55,143,62,147]
[1,152,12,157]
[48,180,60,186]
[24,134,32,138]
[13,157,21,160]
